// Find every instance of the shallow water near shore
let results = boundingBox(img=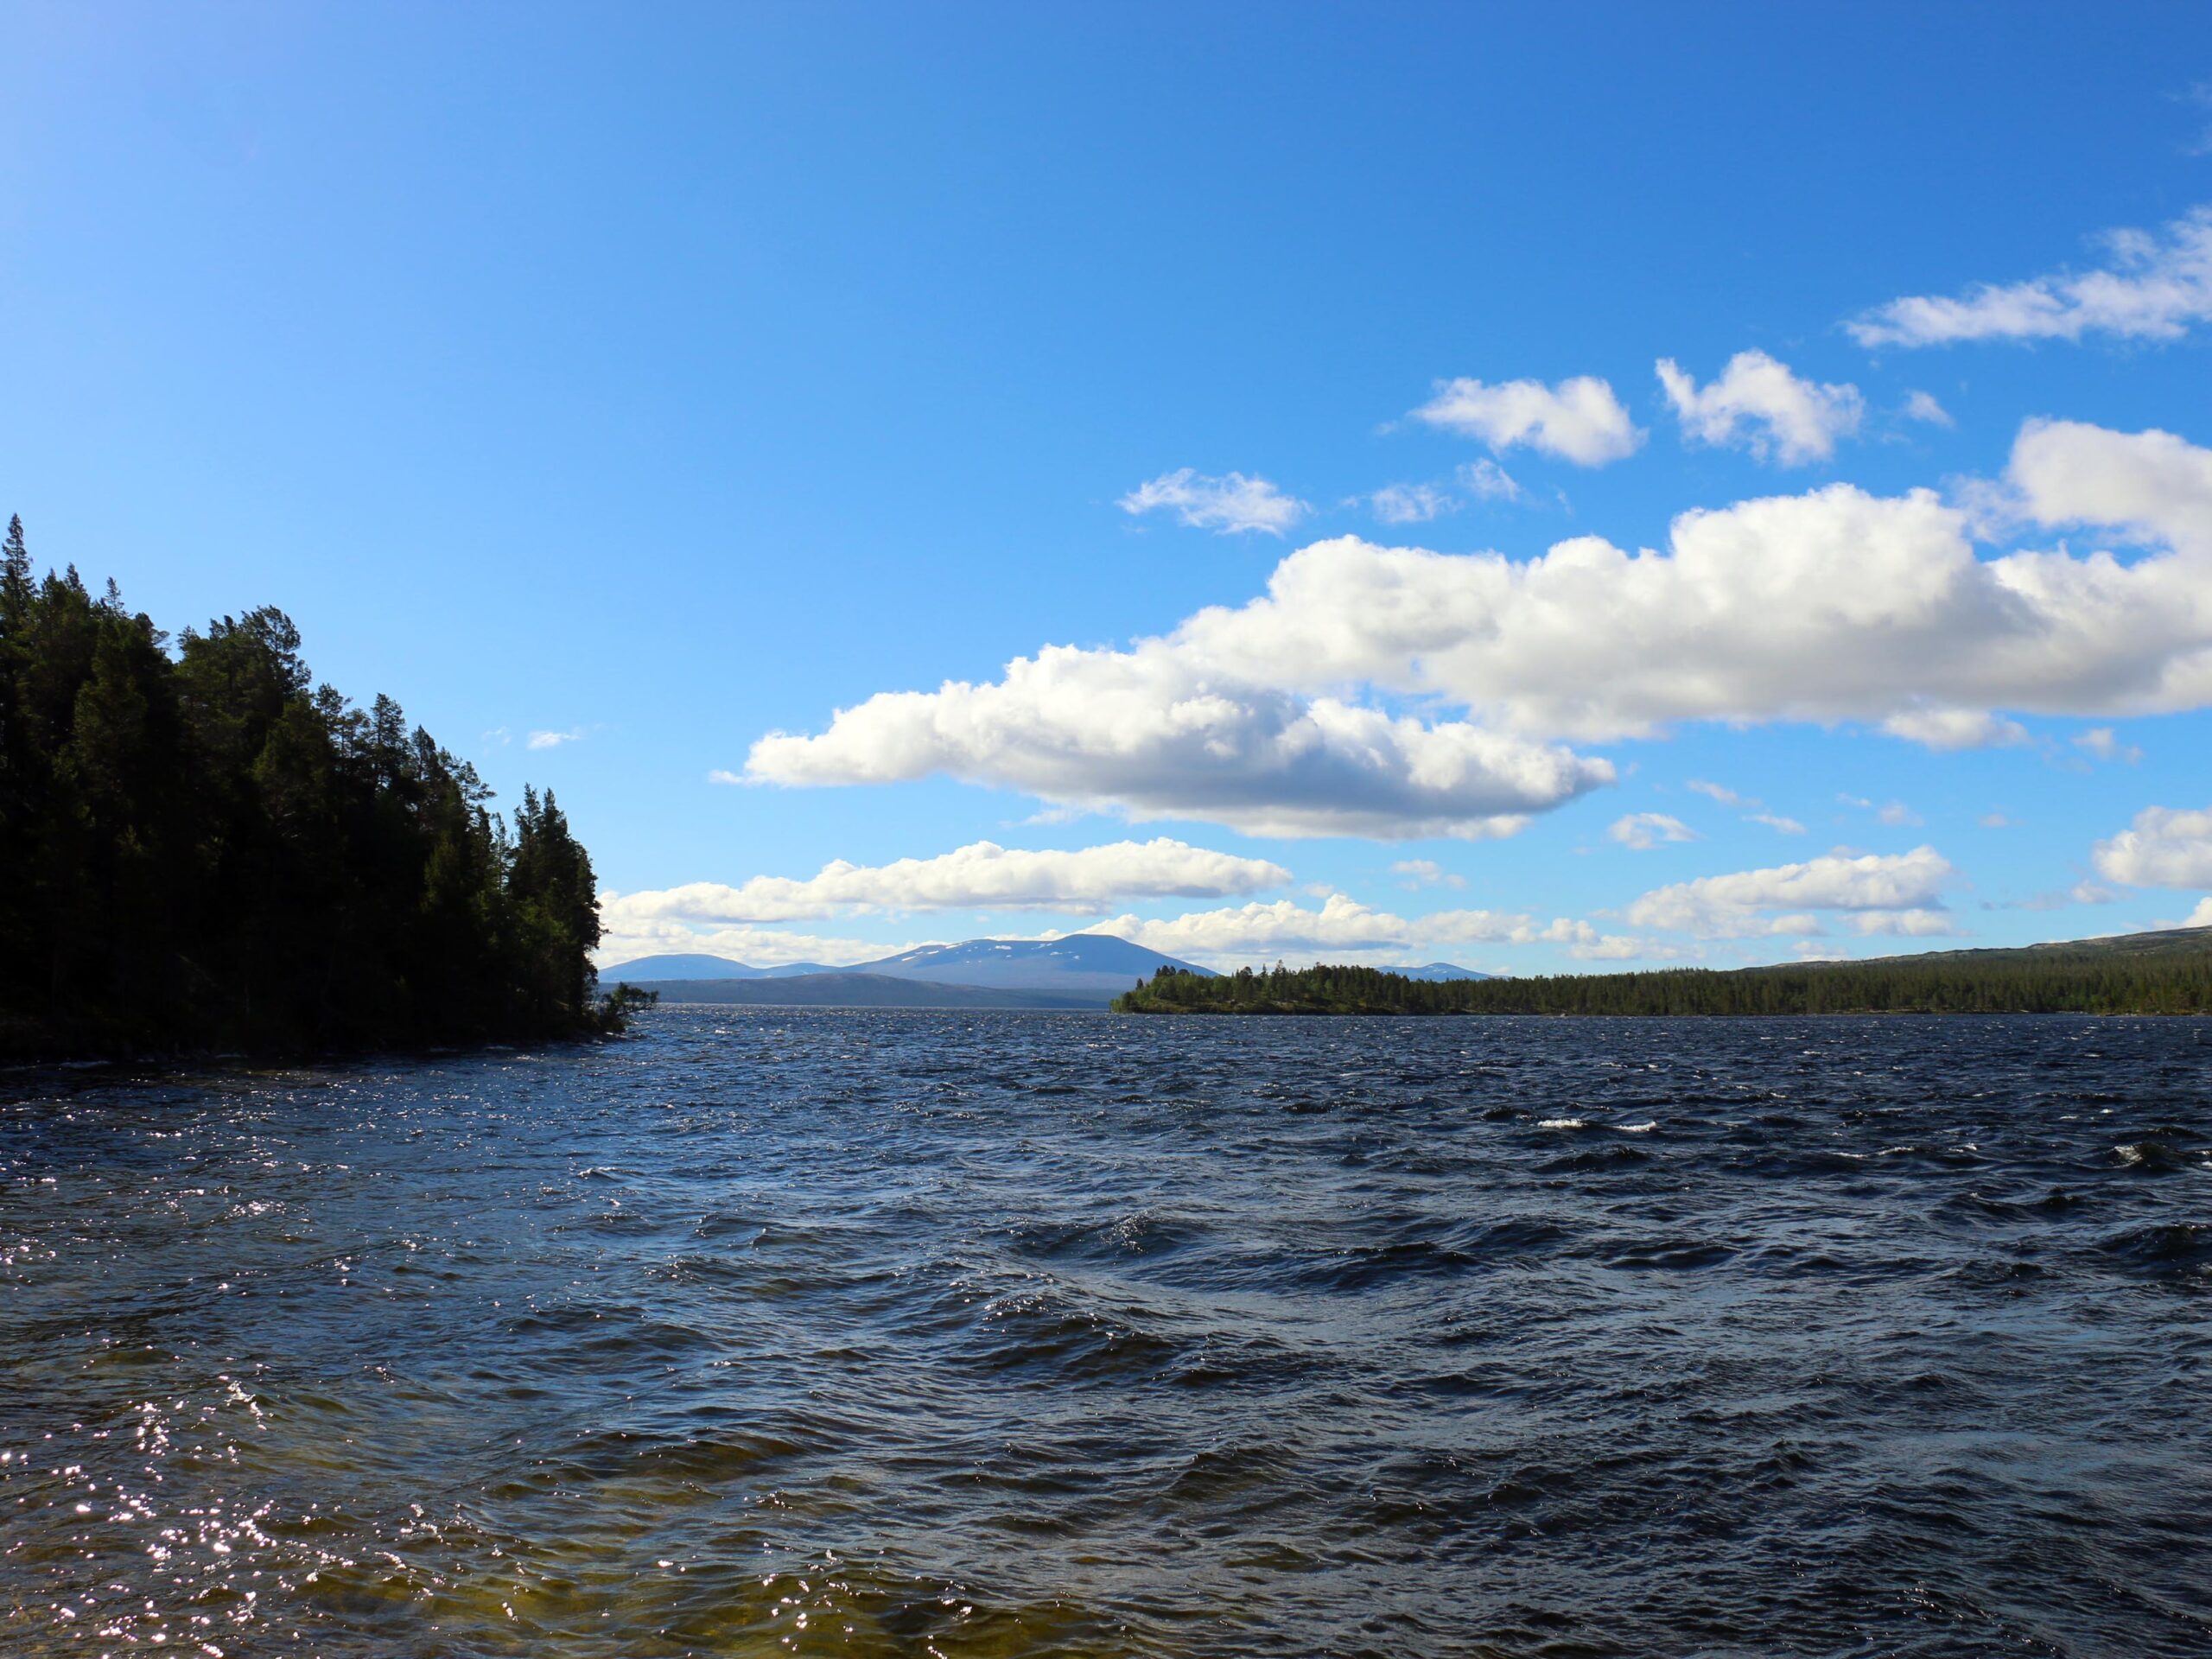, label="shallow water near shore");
[3,1009,2209,1656]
